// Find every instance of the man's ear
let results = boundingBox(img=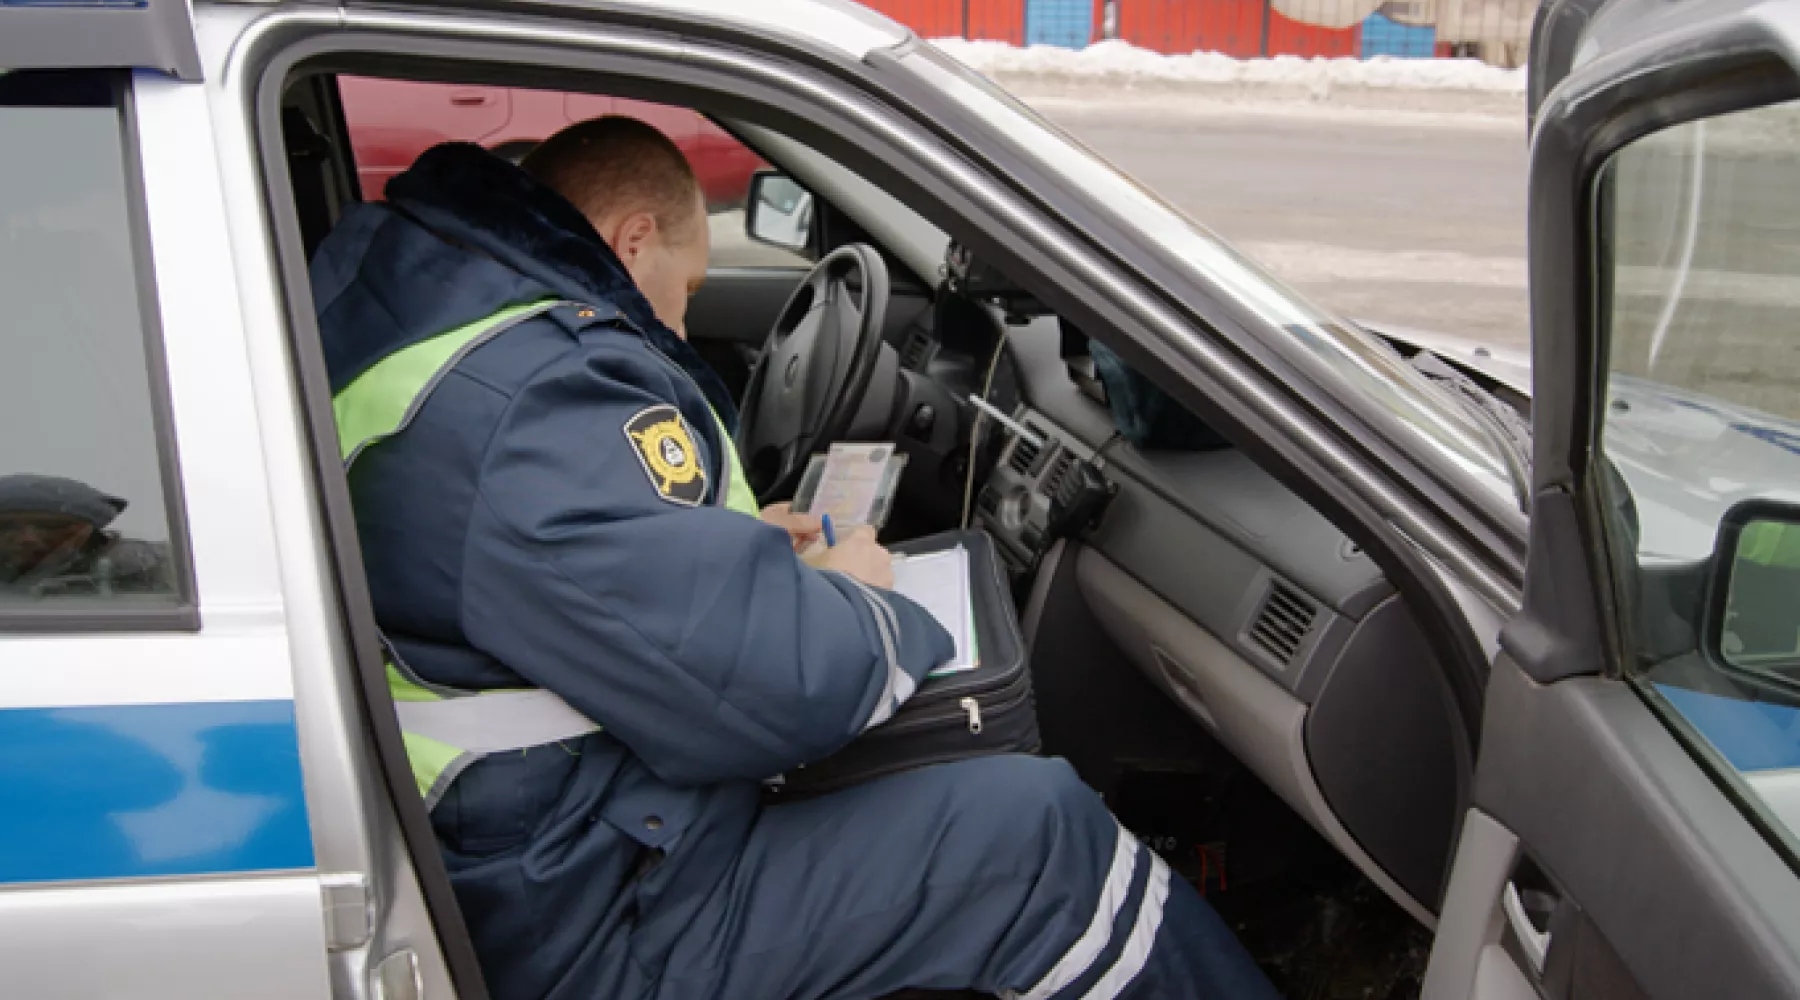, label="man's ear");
[610,211,660,268]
